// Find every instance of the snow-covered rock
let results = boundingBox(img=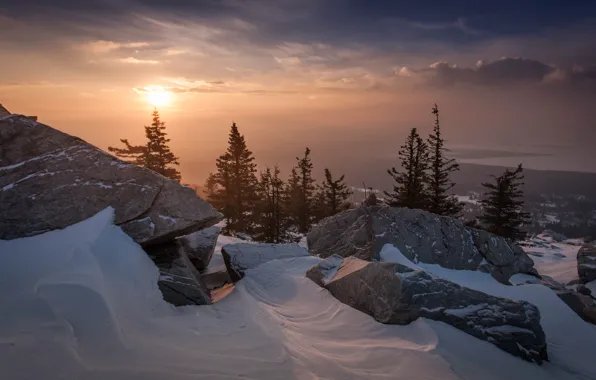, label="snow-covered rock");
[307,204,536,283]
[577,244,596,283]
[177,226,221,270]
[306,253,547,363]
[0,115,222,245]
[222,243,310,282]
